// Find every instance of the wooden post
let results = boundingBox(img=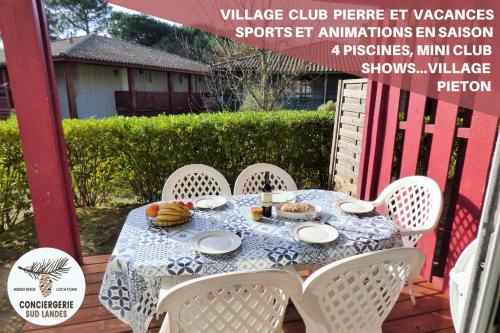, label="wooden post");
[127,68,137,115]
[0,0,82,263]
[361,82,389,200]
[357,80,378,199]
[188,73,193,111]
[323,73,328,104]
[376,86,400,194]
[167,72,173,112]
[0,69,12,111]
[399,92,427,177]
[64,62,78,119]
